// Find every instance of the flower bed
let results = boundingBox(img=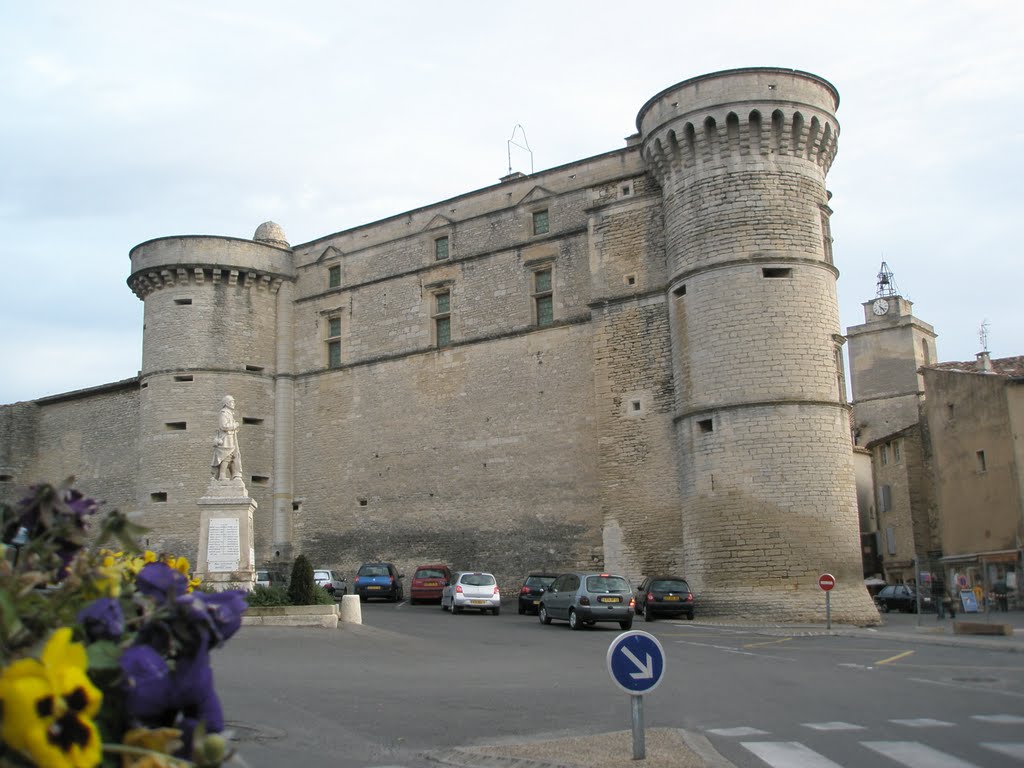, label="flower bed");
[1,480,246,767]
